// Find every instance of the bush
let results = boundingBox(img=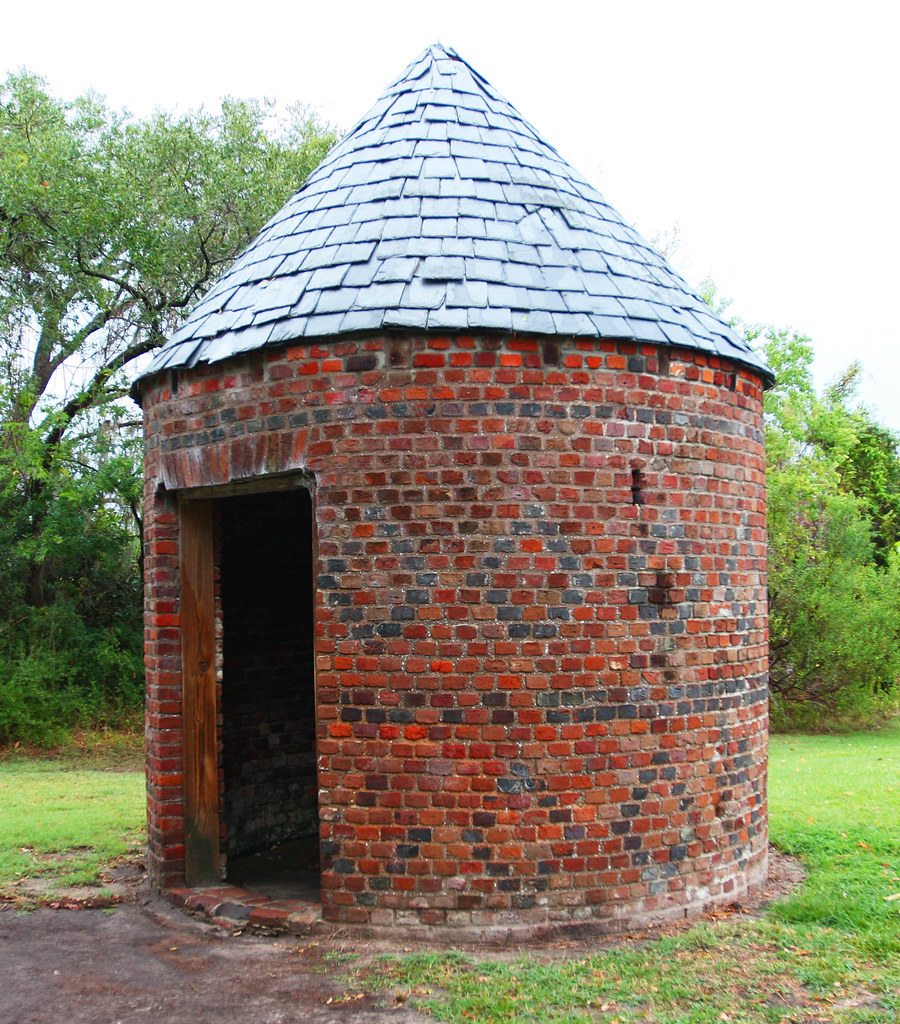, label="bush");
[768,490,900,729]
[0,422,144,746]
[0,600,143,747]
[762,329,900,729]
